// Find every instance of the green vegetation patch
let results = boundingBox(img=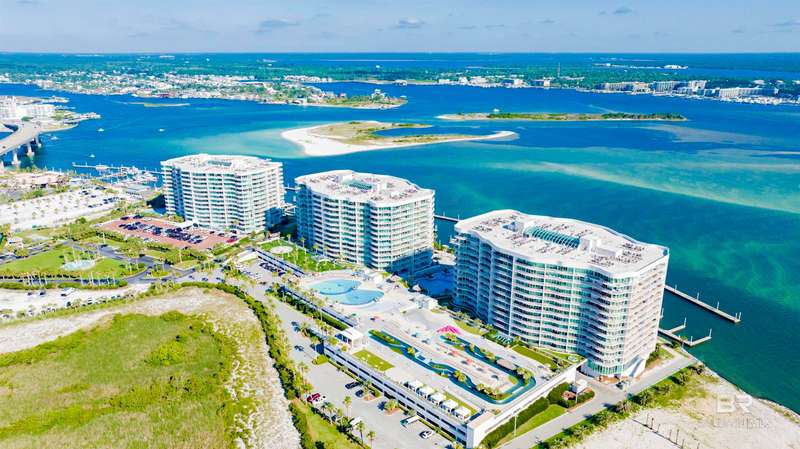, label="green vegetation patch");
[453,318,486,336]
[314,121,480,147]
[0,245,143,278]
[445,111,687,121]
[262,239,343,272]
[354,349,394,372]
[291,400,363,449]
[0,312,241,448]
[494,404,566,447]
